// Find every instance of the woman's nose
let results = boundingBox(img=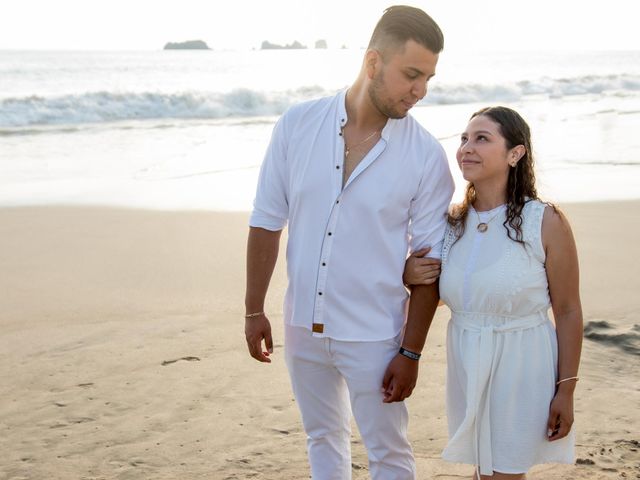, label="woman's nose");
[460,140,472,153]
